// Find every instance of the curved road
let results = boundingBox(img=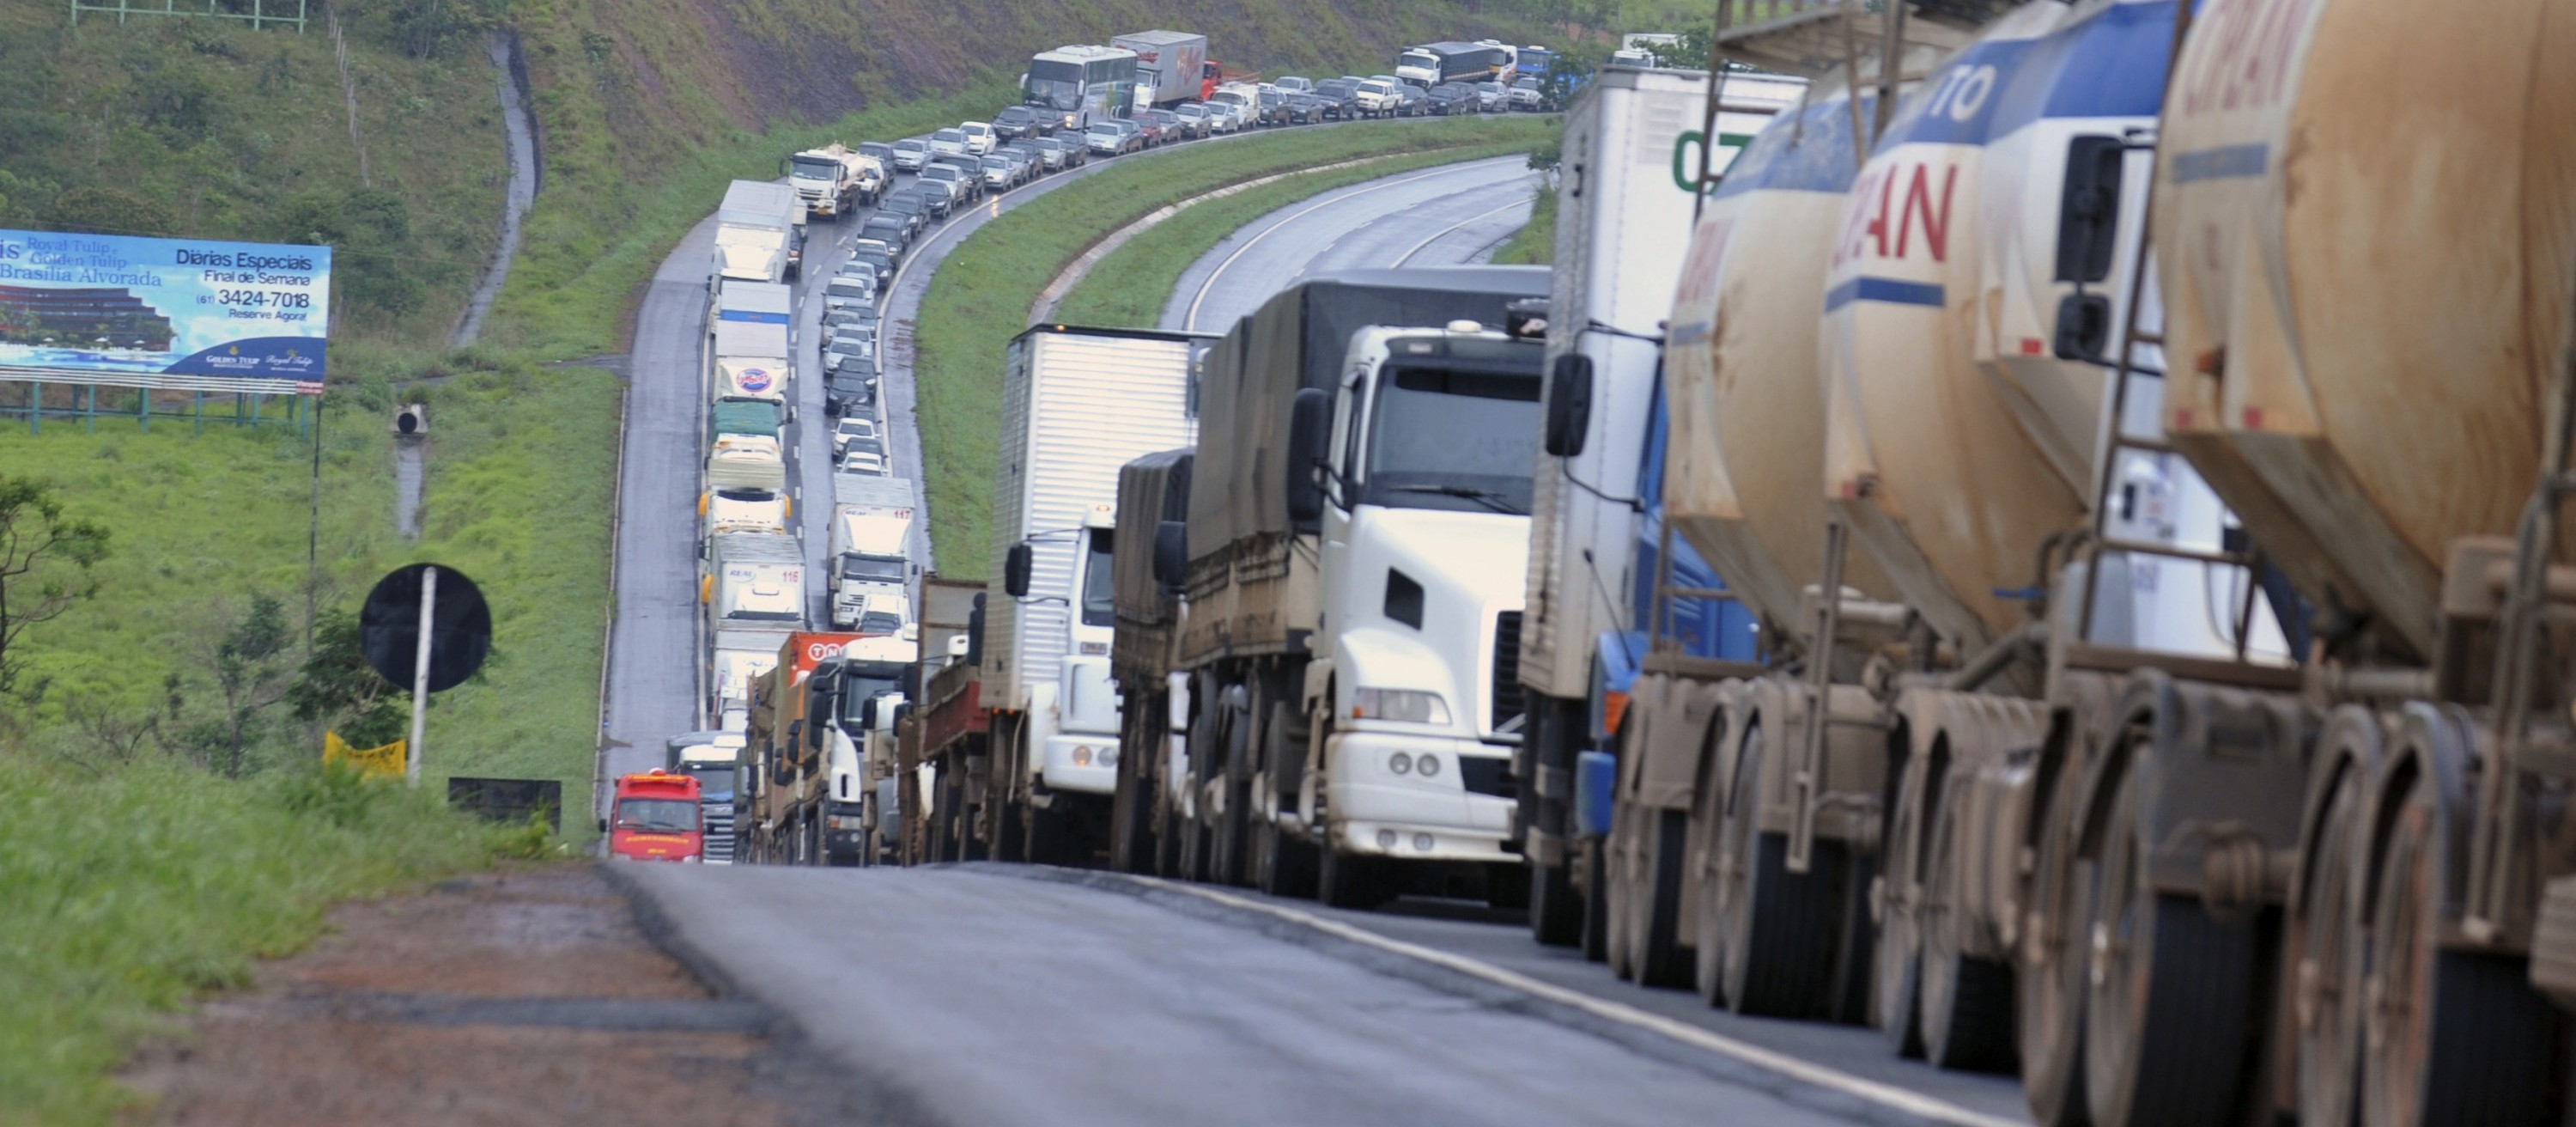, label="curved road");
[617,150,2030,1126]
